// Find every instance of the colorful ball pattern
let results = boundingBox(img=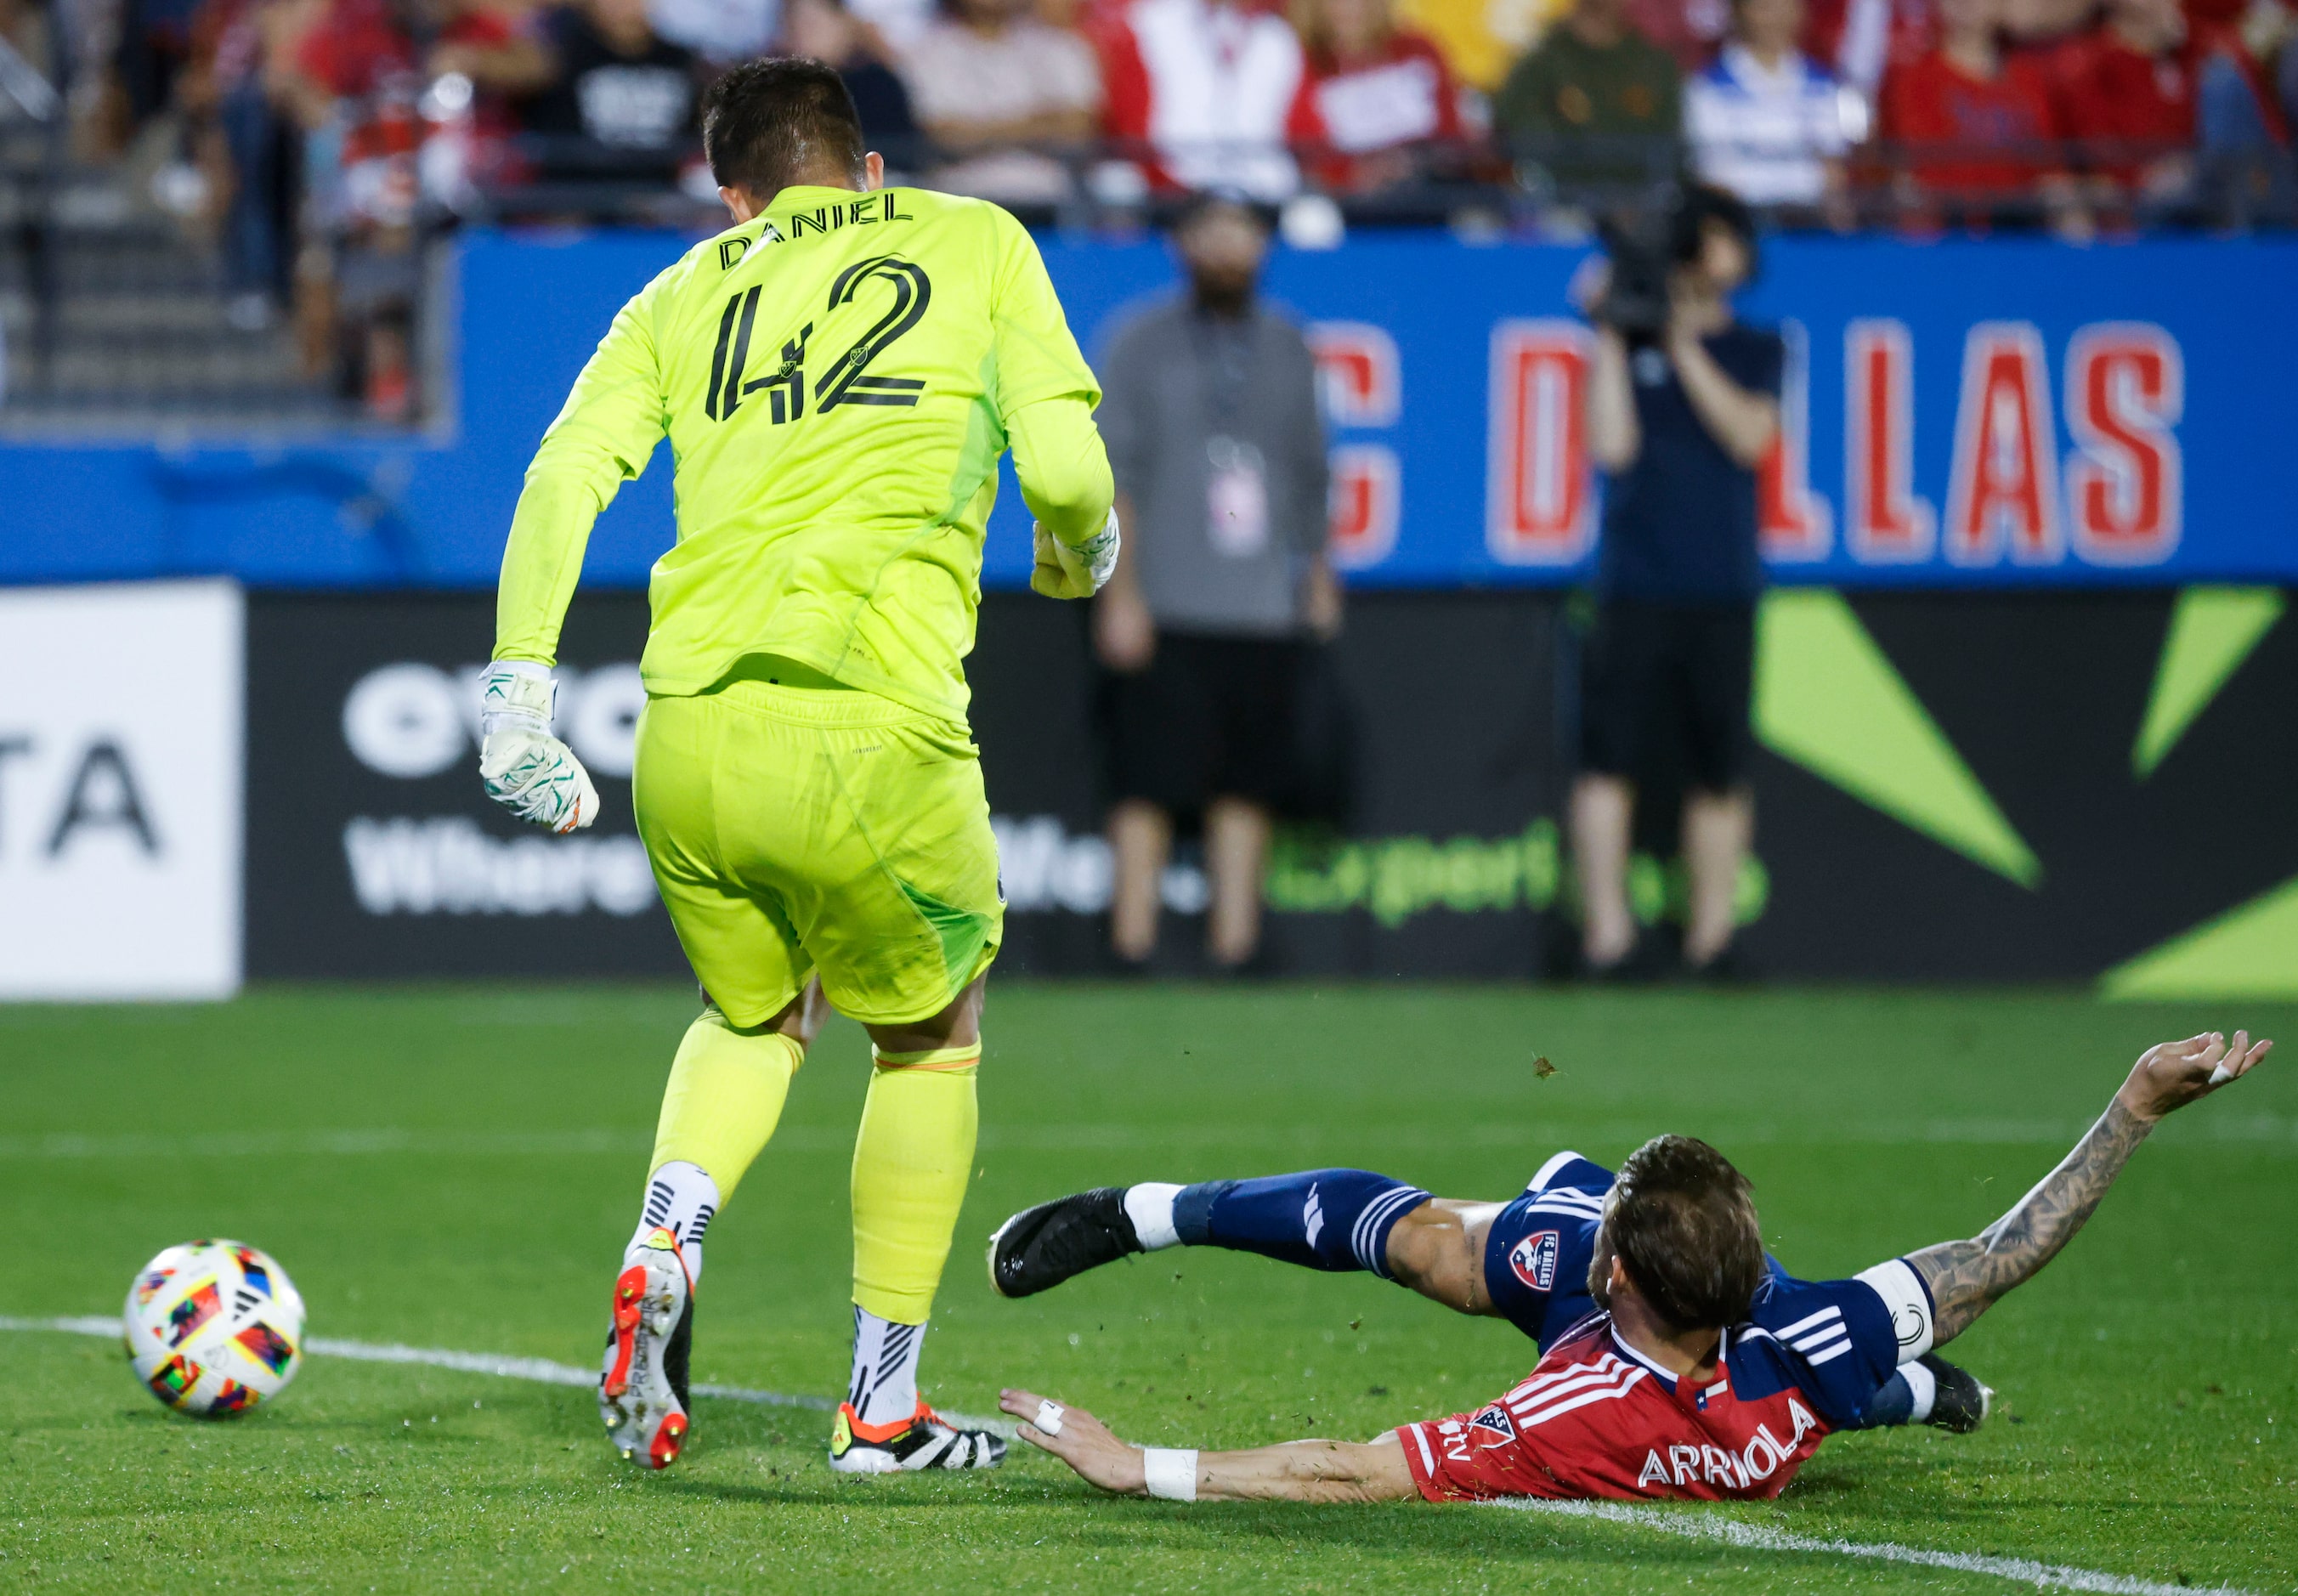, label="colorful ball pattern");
[122,1241,305,1418]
